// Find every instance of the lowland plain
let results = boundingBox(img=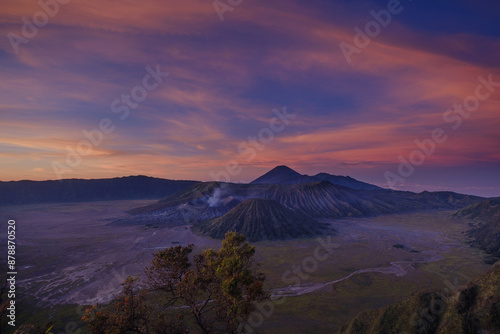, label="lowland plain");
[0,200,491,333]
